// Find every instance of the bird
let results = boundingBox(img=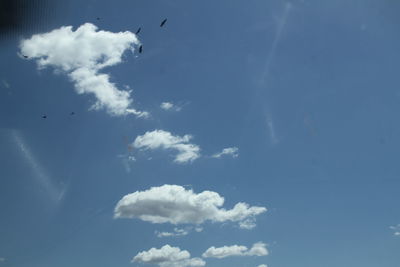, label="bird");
[70,112,75,115]
[23,55,28,58]
[42,115,47,119]
[96,17,100,20]
[139,45,143,53]
[160,18,167,27]
[136,27,141,34]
